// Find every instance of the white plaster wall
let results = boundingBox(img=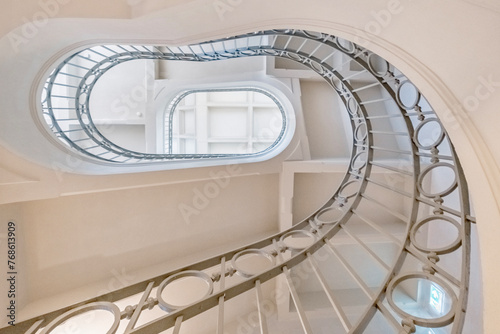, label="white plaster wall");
[292,172,344,224]
[299,80,351,160]
[2,172,280,323]
[90,59,149,123]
